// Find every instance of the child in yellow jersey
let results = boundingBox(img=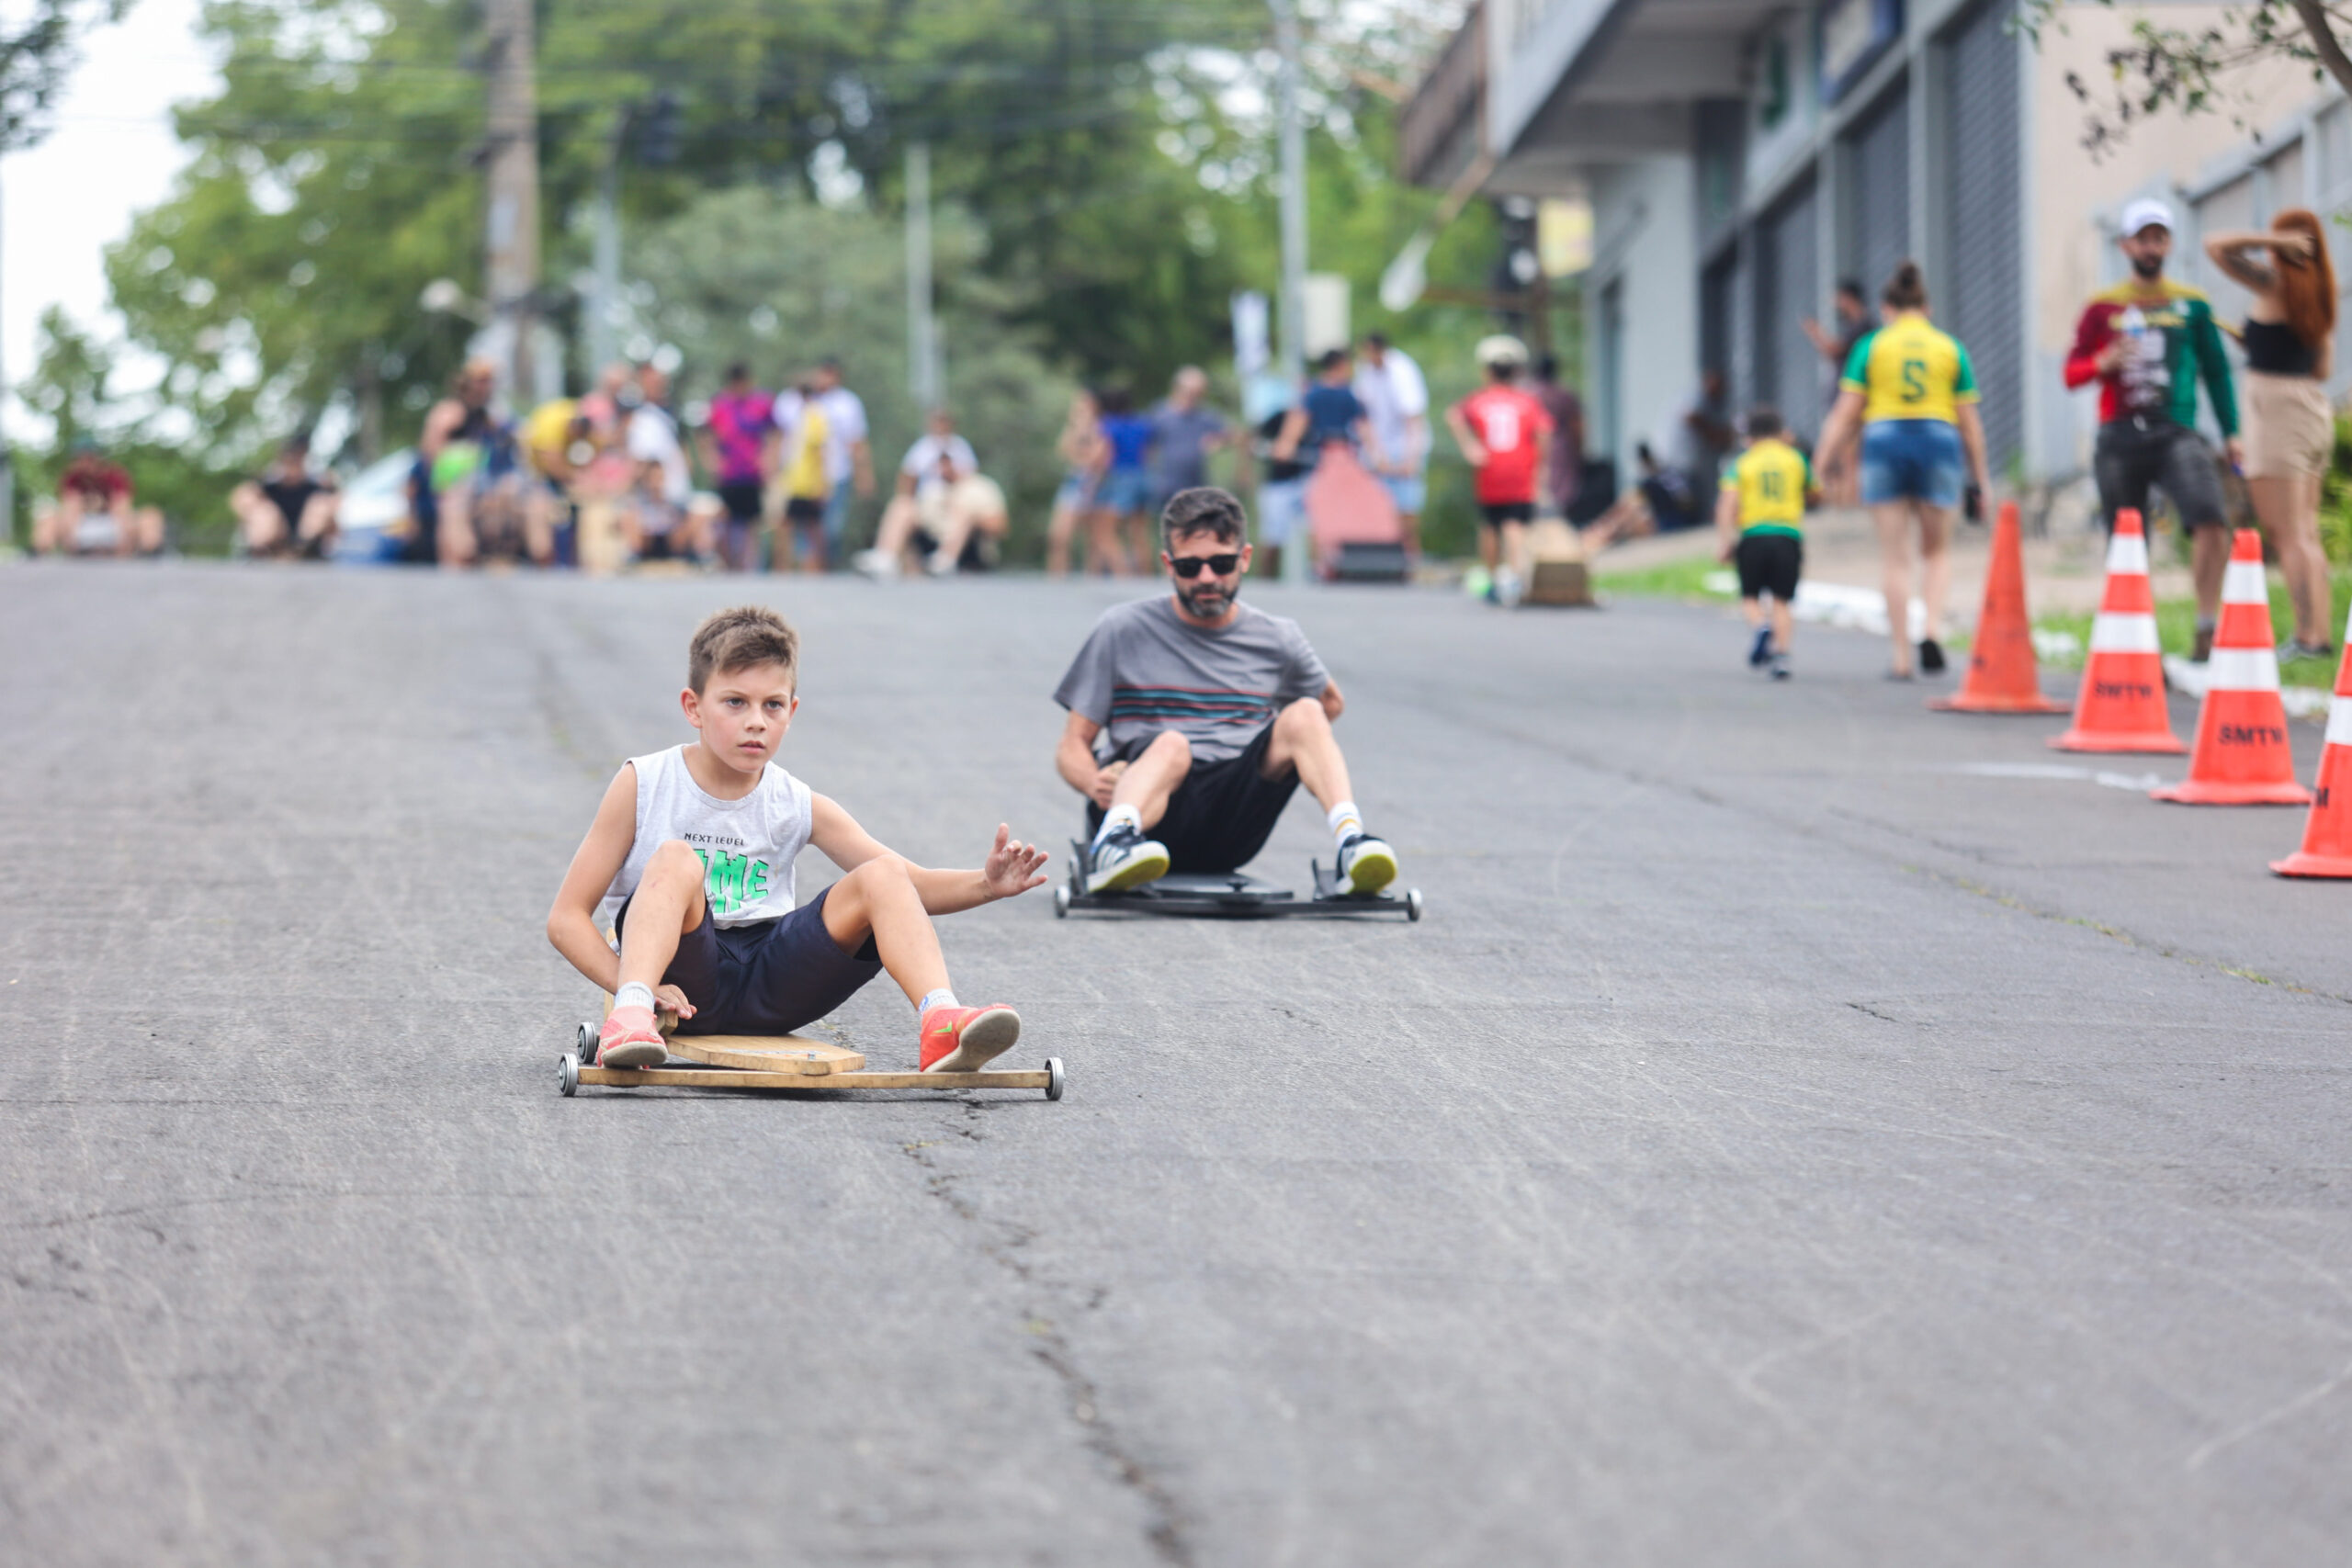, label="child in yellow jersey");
[1714,407,1815,680]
